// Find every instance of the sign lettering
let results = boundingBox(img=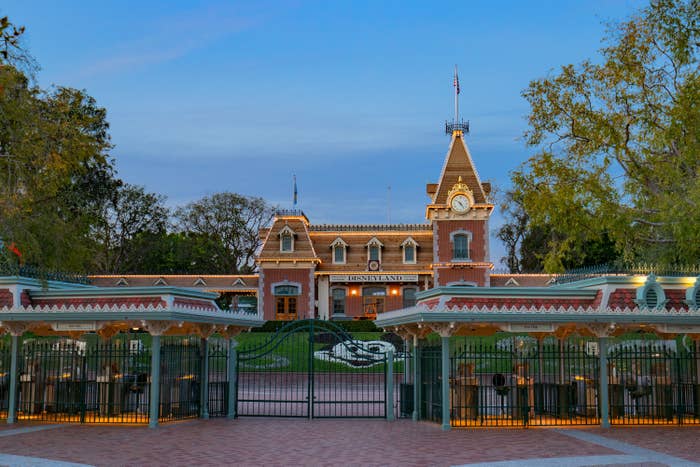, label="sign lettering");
[51,322,98,332]
[329,274,419,283]
[504,323,555,333]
